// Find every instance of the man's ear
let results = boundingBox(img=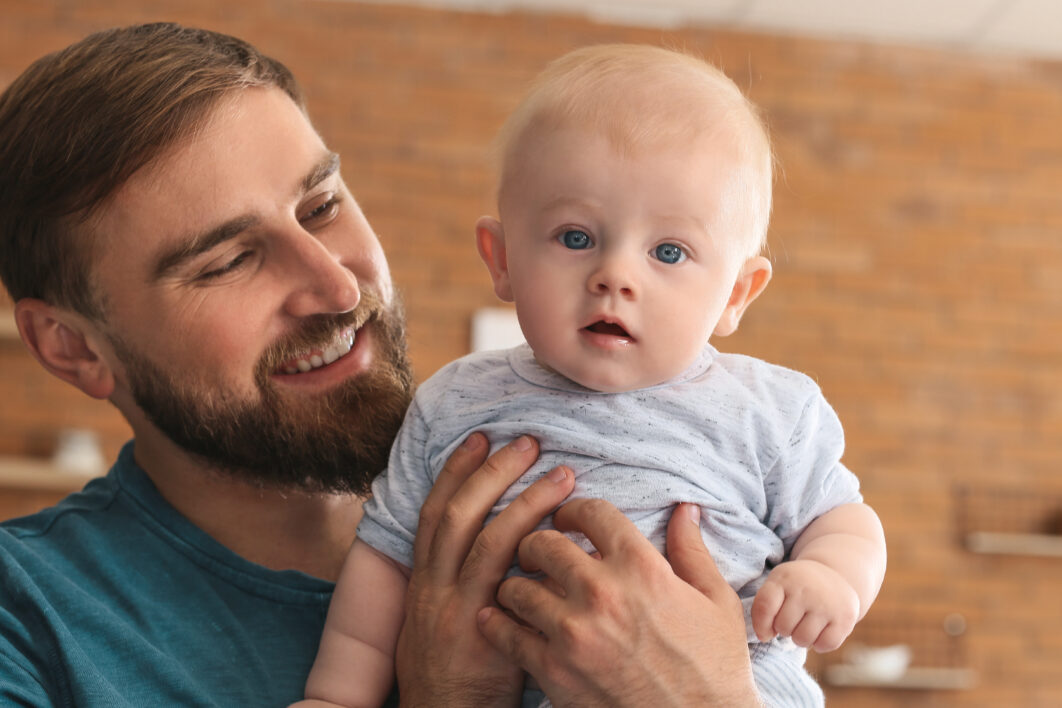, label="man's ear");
[475,216,514,302]
[14,299,116,400]
[714,256,772,337]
